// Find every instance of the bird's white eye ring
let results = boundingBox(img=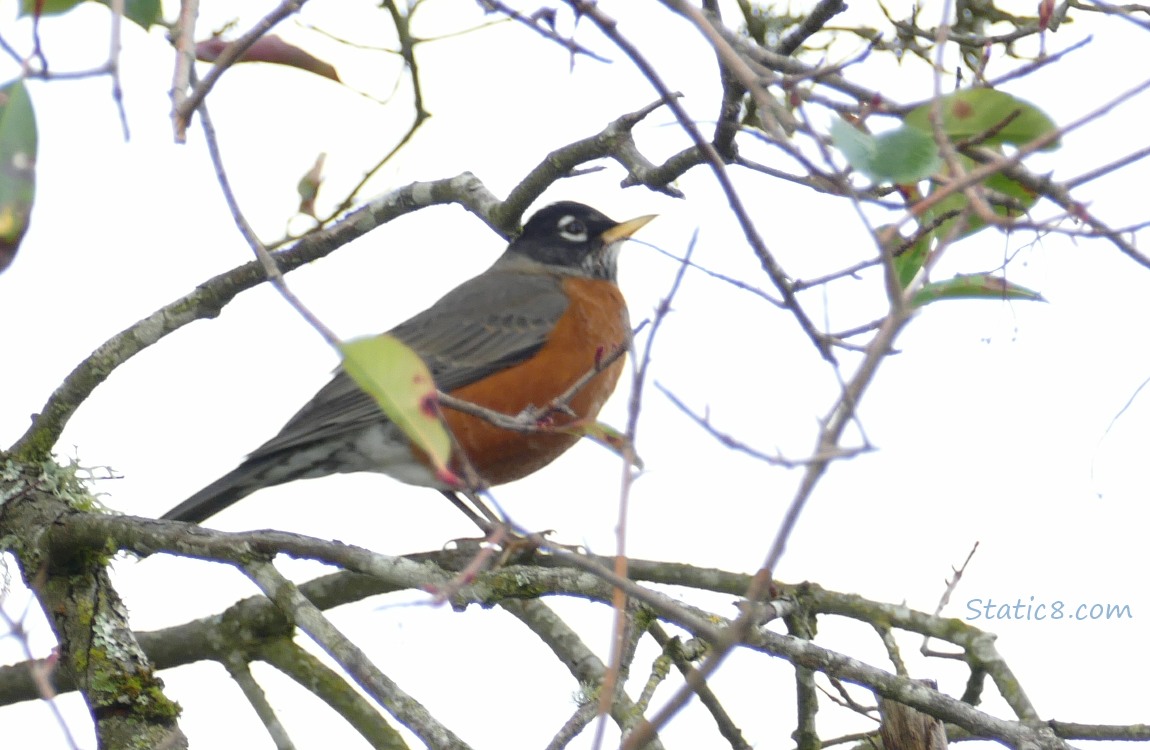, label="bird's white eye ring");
[557,215,588,242]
